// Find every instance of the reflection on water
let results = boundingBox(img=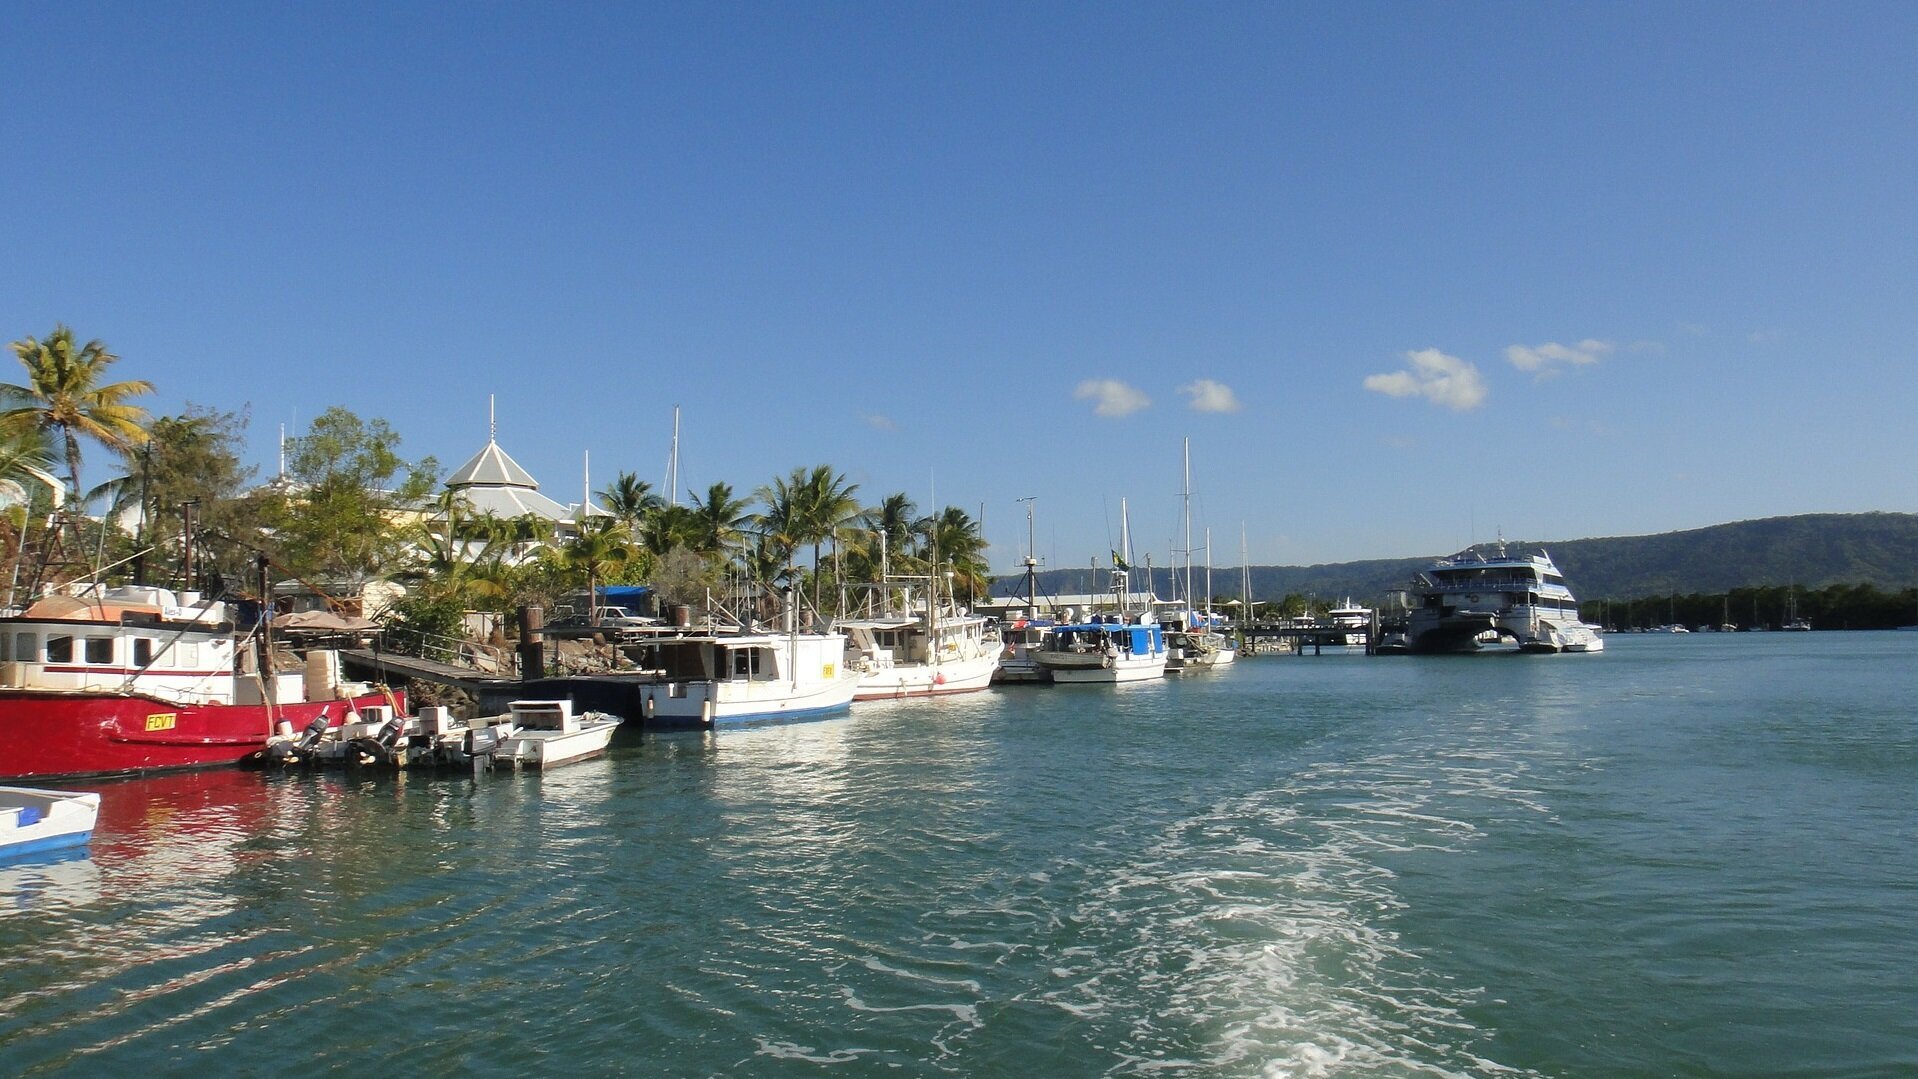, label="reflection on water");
[0,850,100,918]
